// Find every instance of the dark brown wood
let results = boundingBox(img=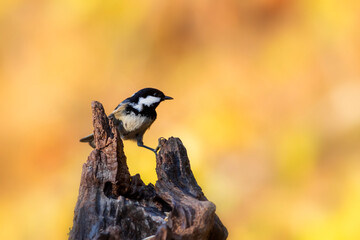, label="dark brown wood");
[69,101,228,240]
